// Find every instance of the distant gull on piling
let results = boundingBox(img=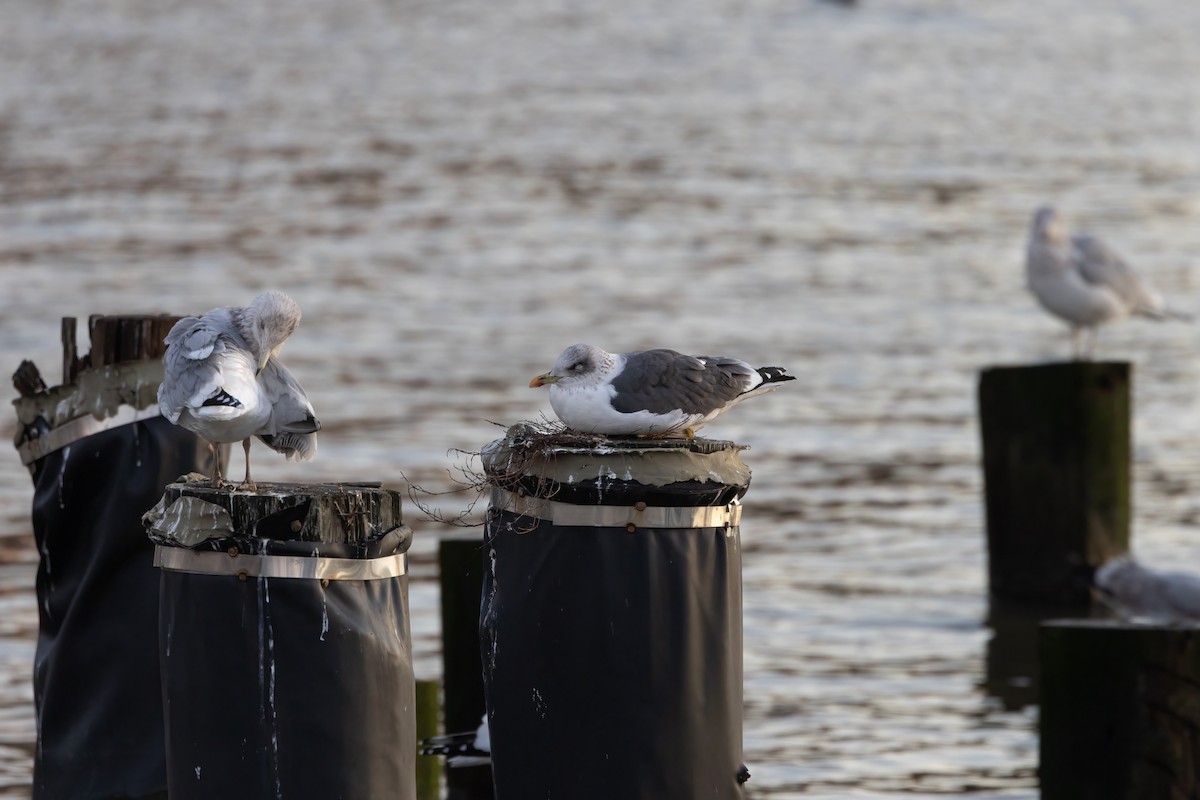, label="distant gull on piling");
[1026,206,1187,359]
[1091,554,1200,624]
[529,343,795,436]
[420,715,491,768]
[158,290,320,489]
